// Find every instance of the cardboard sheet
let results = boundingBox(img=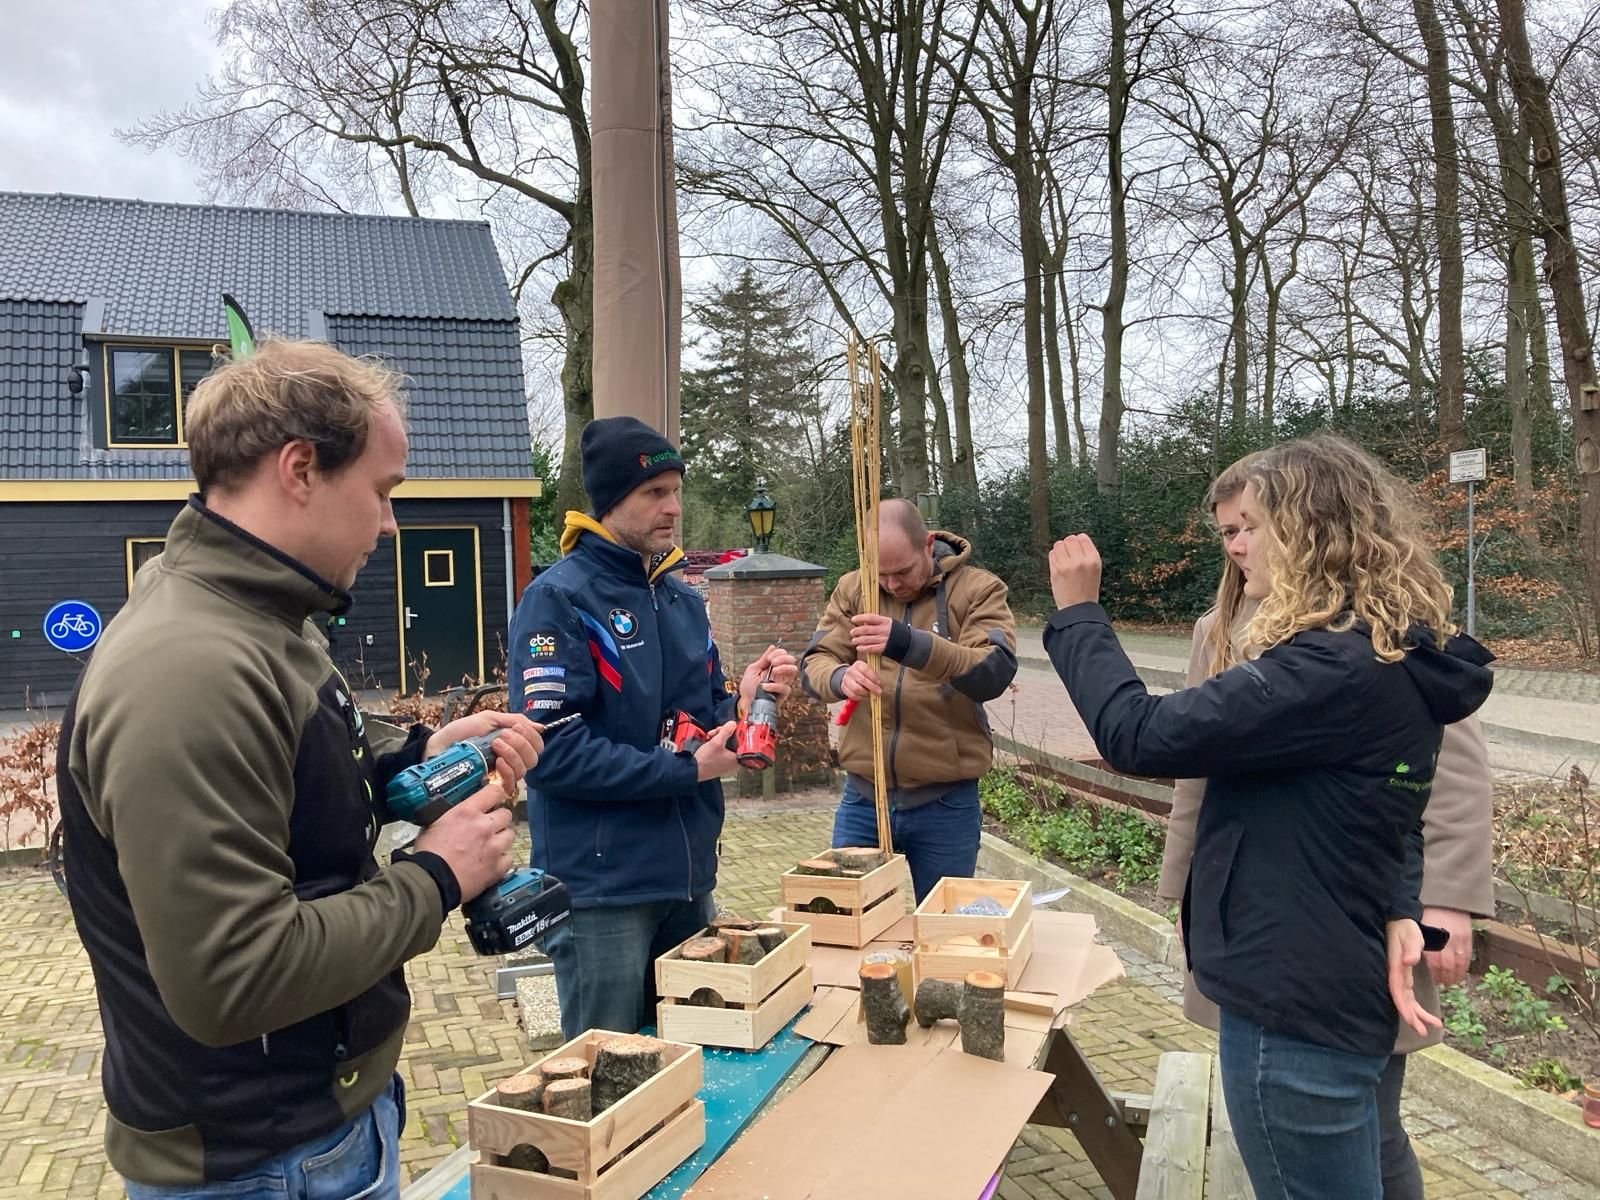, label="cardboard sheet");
[683,1039,1052,1200]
